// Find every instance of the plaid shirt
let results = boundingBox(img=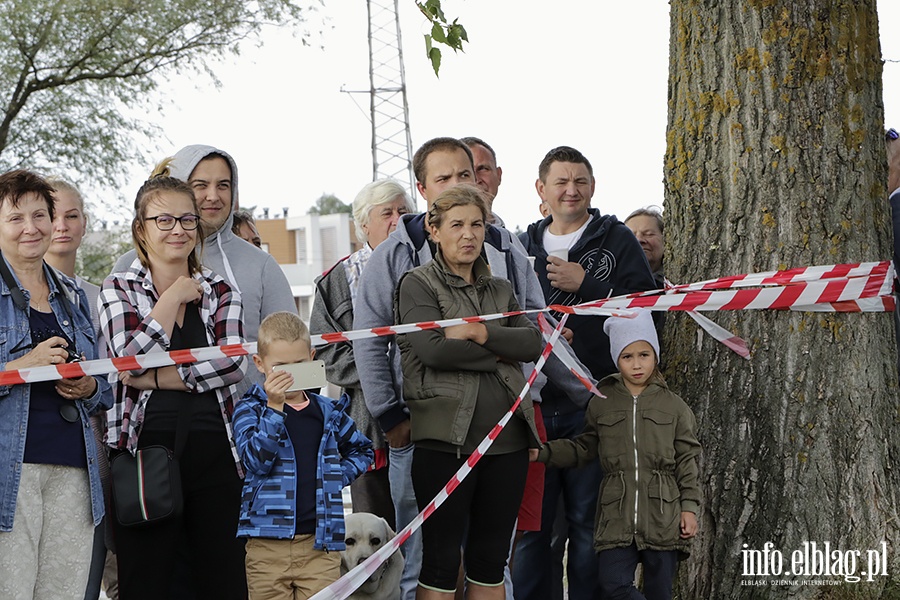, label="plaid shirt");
[99,259,248,475]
